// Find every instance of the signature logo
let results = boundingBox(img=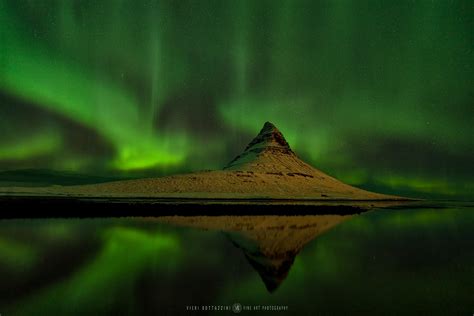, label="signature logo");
[232,303,242,314]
